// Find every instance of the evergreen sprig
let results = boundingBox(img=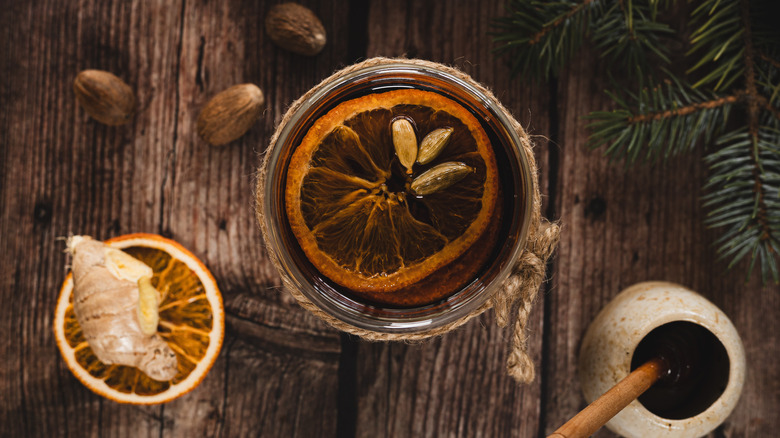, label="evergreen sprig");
[585,76,734,162]
[591,1,673,76]
[494,0,780,283]
[493,0,673,80]
[703,127,780,282]
[493,1,597,79]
